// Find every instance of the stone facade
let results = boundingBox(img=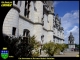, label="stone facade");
[3,1,64,44]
